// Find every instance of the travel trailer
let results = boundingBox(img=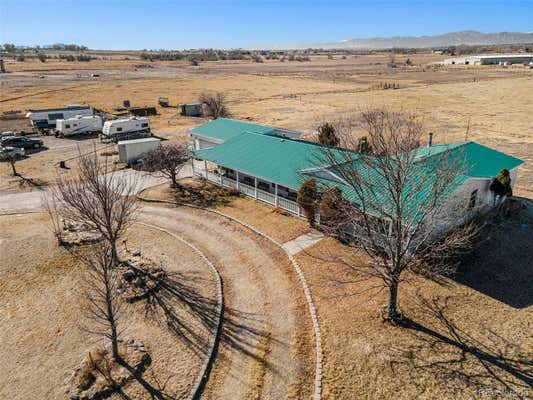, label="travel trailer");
[26,105,93,131]
[54,115,103,137]
[101,117,151,142]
